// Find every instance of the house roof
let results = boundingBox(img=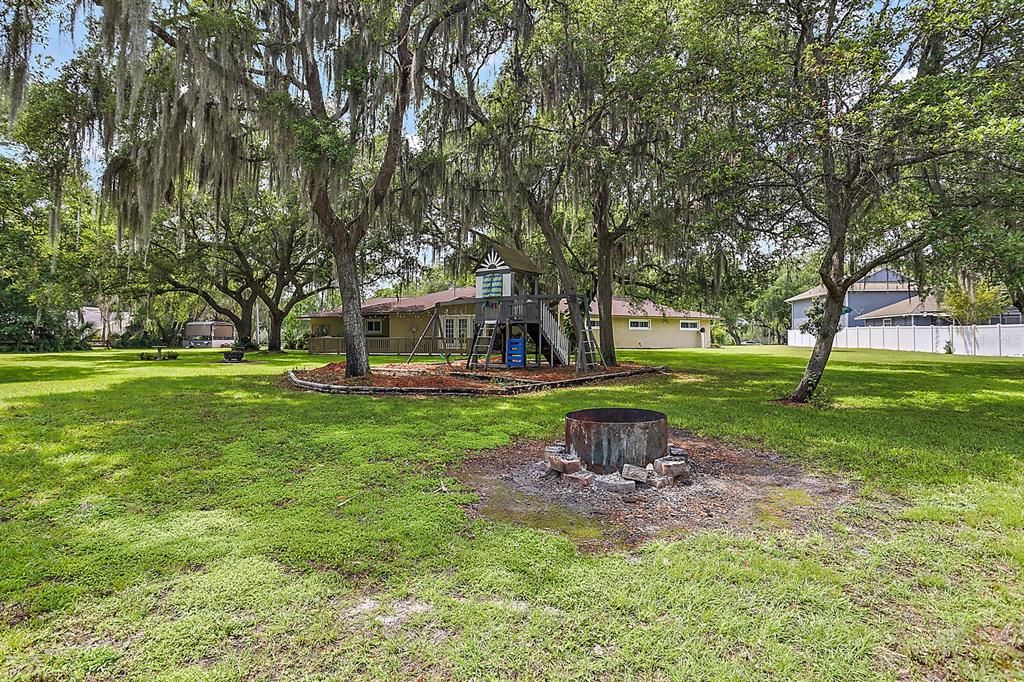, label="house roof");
[302,287,477,317]
[559,297,716,320]
[785,280,917,303]
[304,289,716,320]
[855,295,944,320]
[478,242,544,274]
